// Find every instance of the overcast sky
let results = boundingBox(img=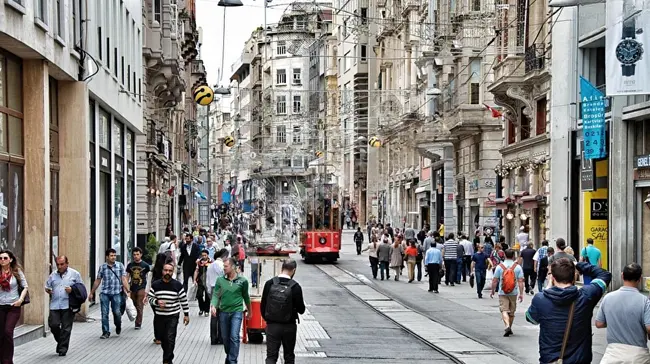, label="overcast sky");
[196,0,292,87]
